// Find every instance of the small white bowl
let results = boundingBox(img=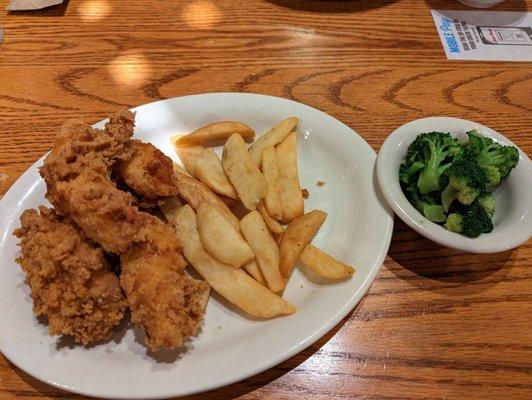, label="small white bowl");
[456,0,505,8]
[376,117,532,253]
